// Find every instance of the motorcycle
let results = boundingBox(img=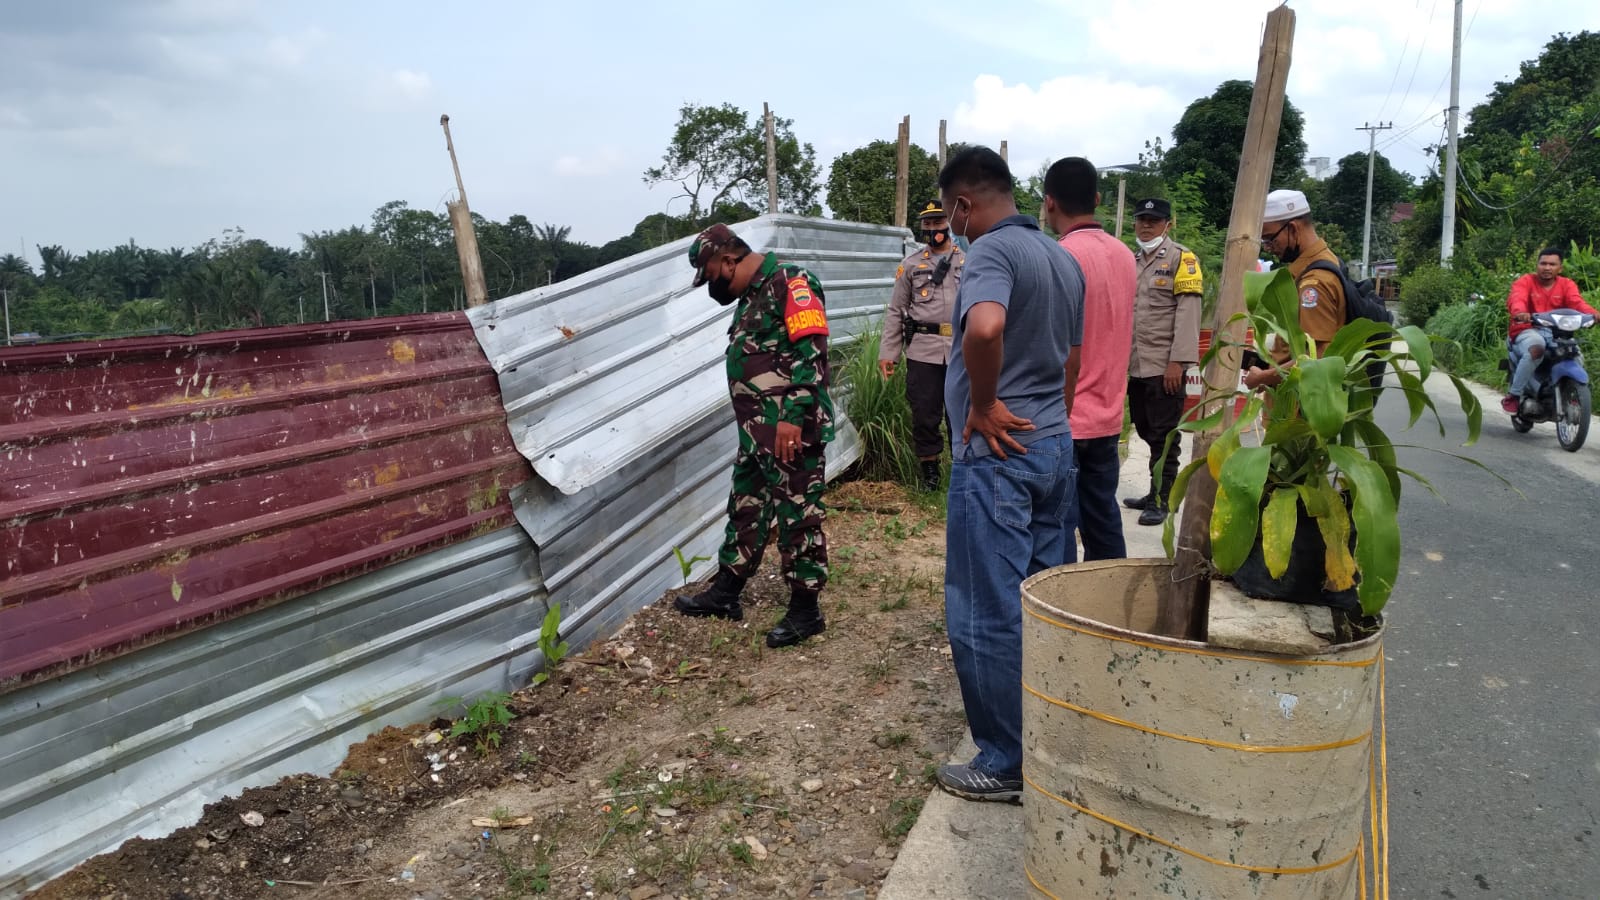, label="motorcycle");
[1502,307,1596,451]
